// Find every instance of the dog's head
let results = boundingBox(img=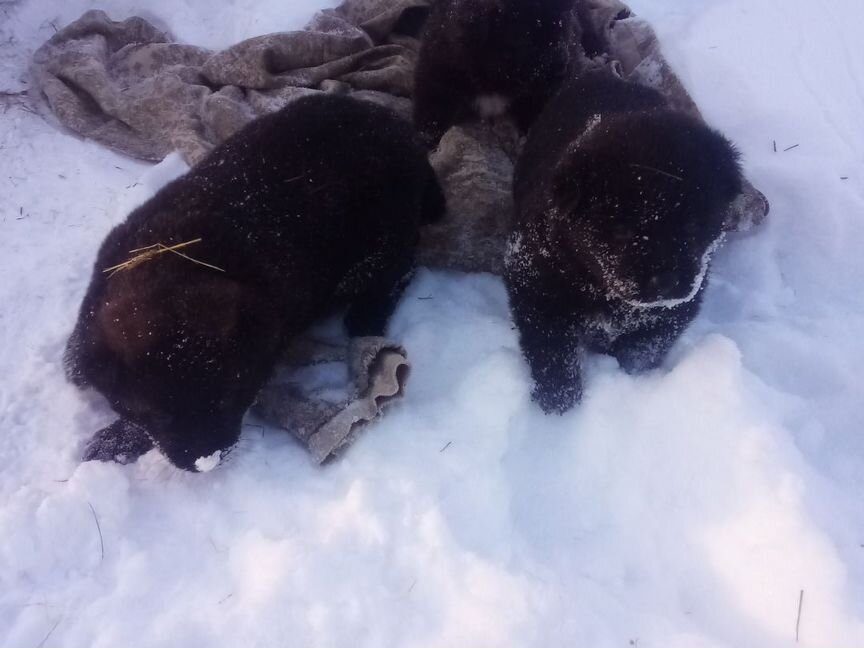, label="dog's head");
[67,265,280,471]
[459,0,575,84]
[549,111,742,306]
